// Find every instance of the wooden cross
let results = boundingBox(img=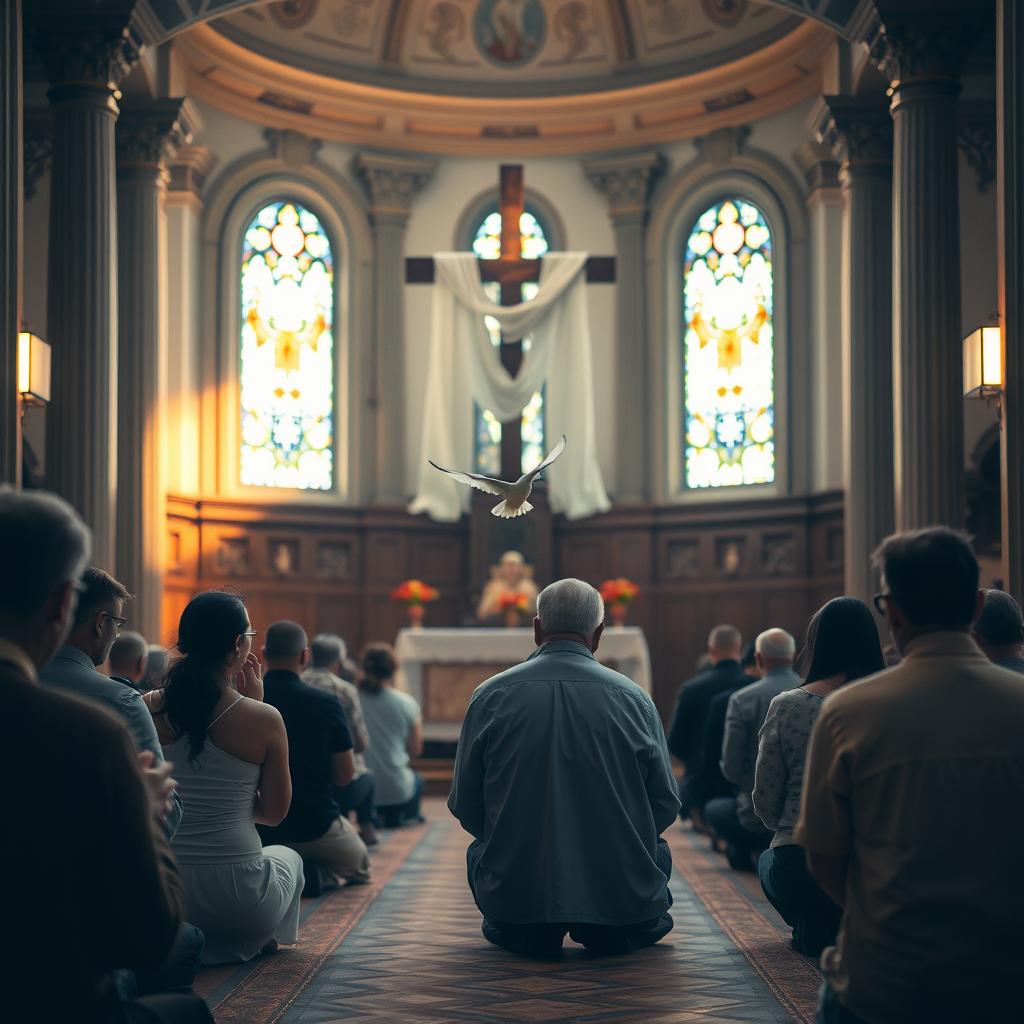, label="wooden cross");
[406,164,615,481]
